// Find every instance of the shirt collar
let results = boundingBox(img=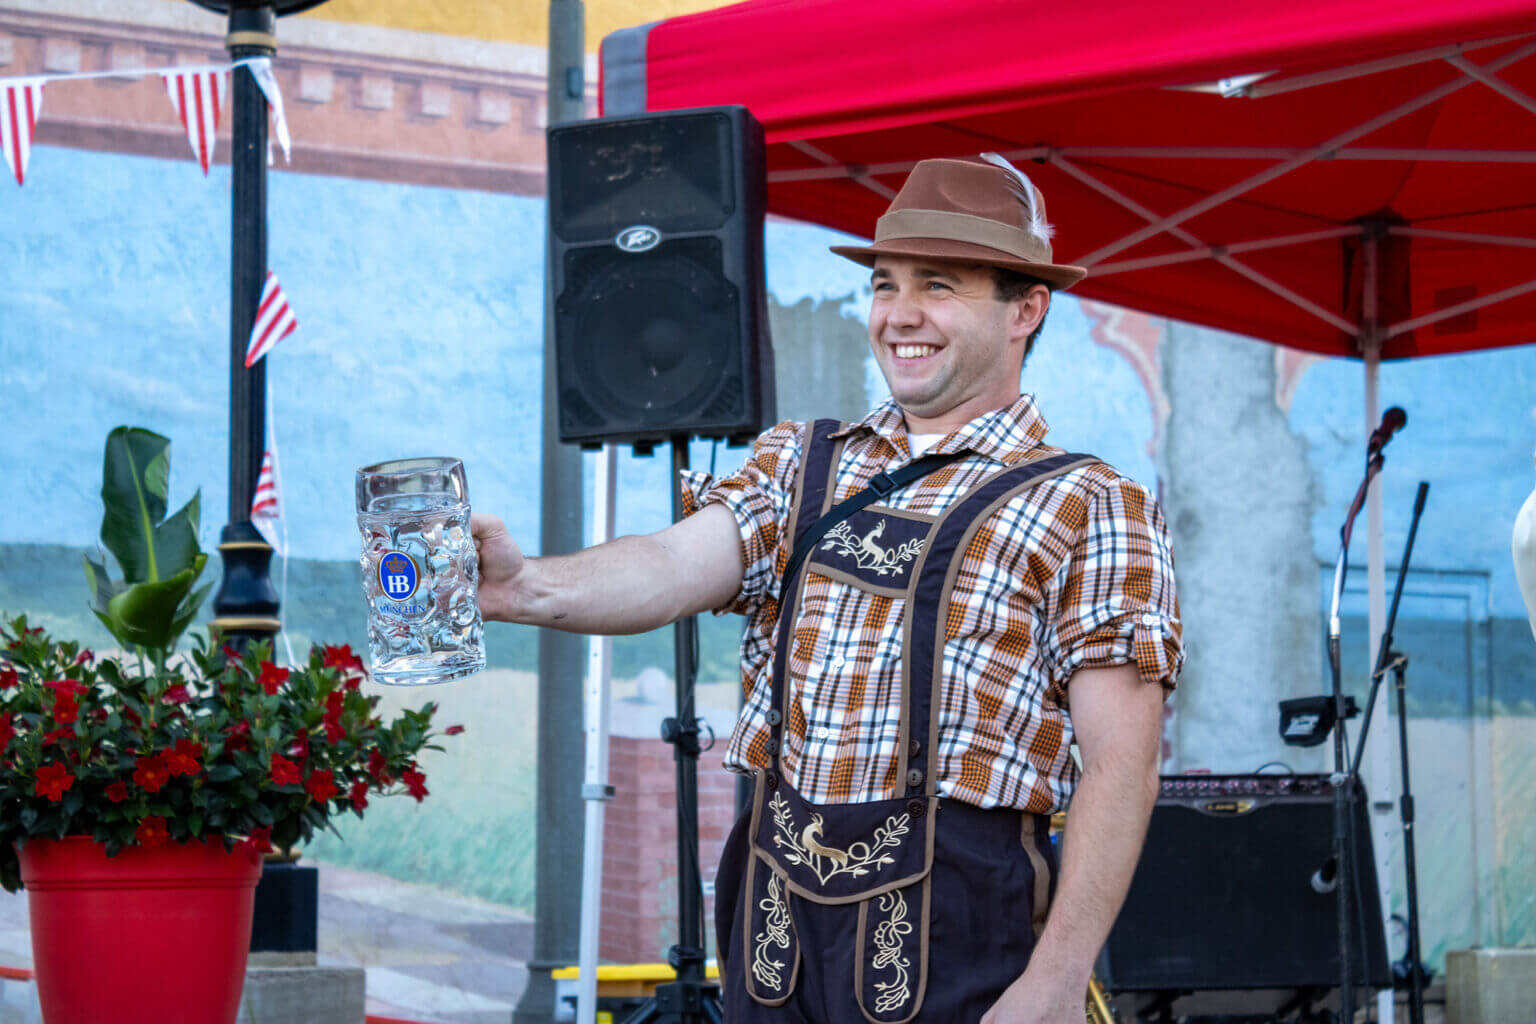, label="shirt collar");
[833,394,1051,465]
